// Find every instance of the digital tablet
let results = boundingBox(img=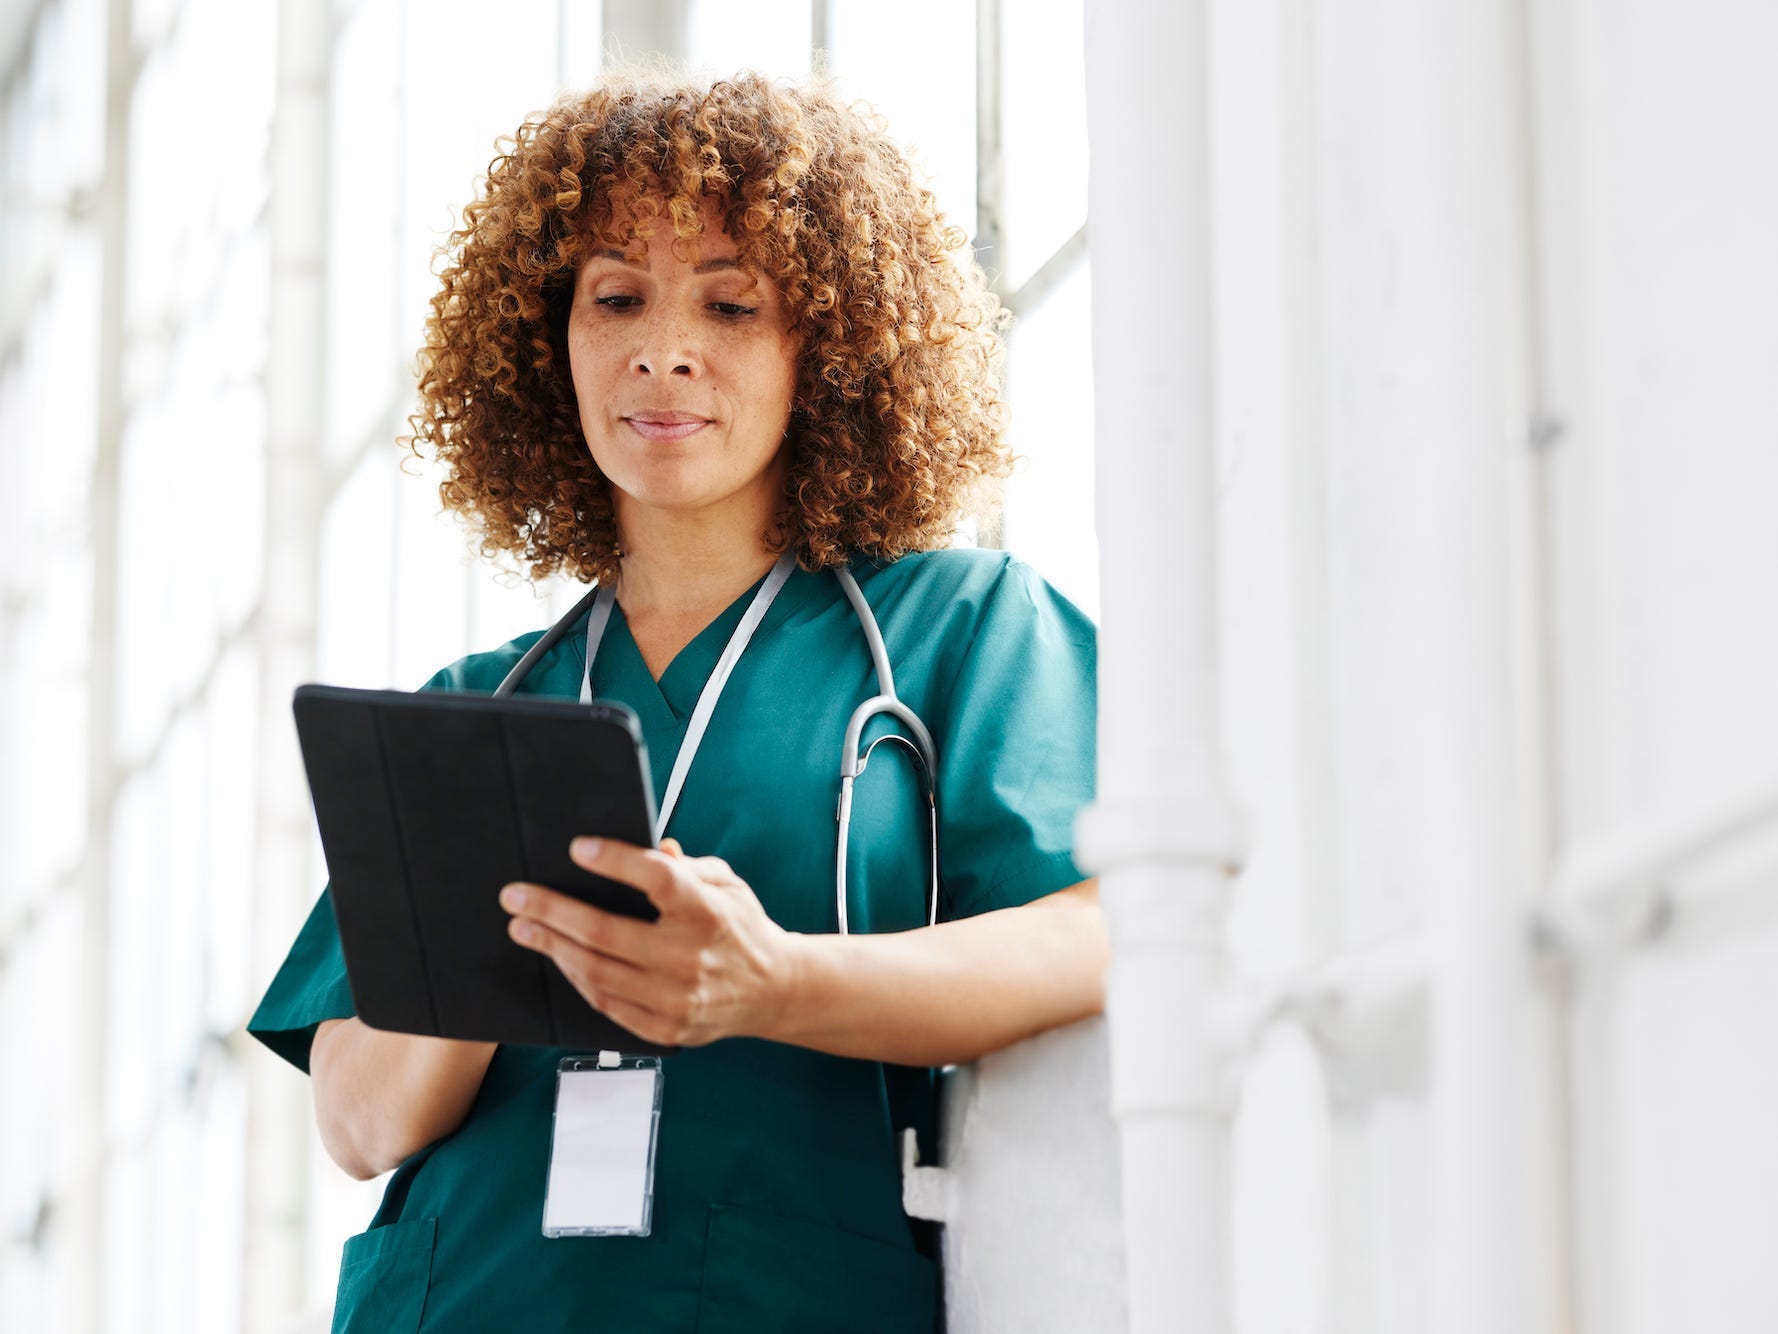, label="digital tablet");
[291,684,669,1052]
